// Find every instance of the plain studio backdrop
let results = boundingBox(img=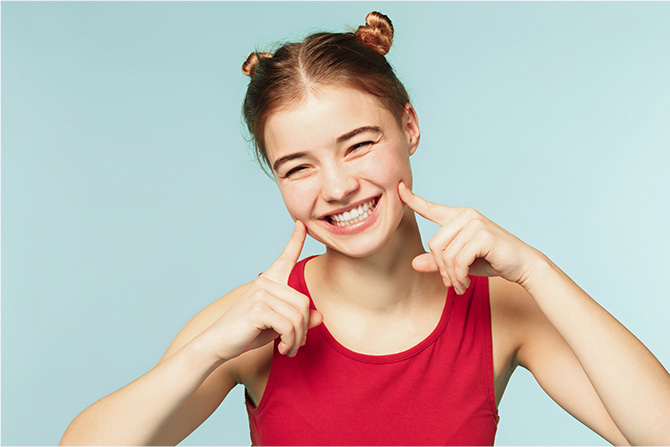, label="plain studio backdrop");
[2,2,669,445]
